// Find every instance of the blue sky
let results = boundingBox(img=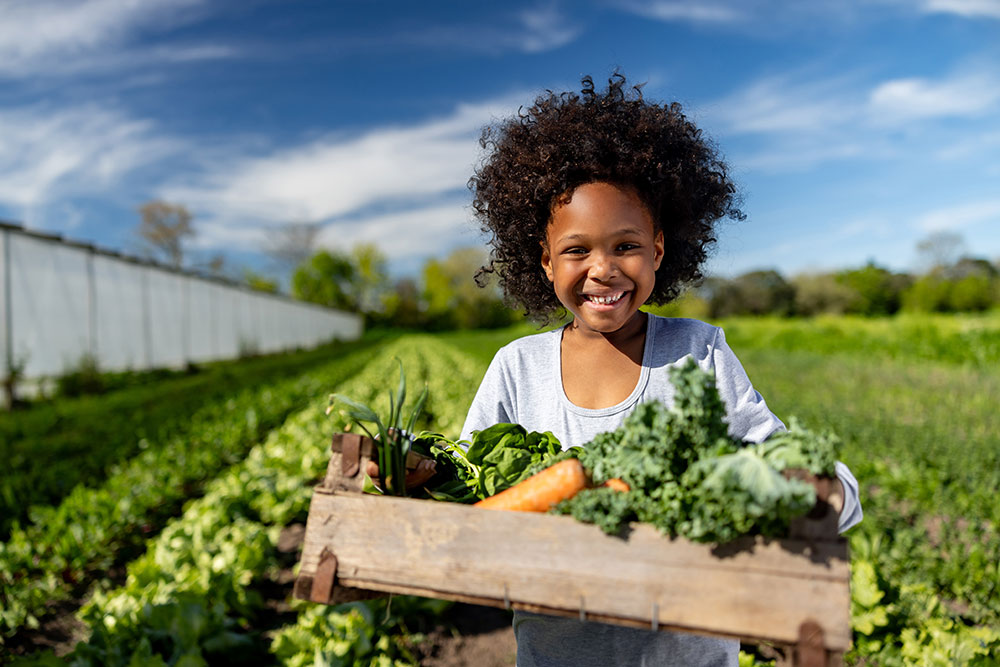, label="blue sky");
[2,0,999,281]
